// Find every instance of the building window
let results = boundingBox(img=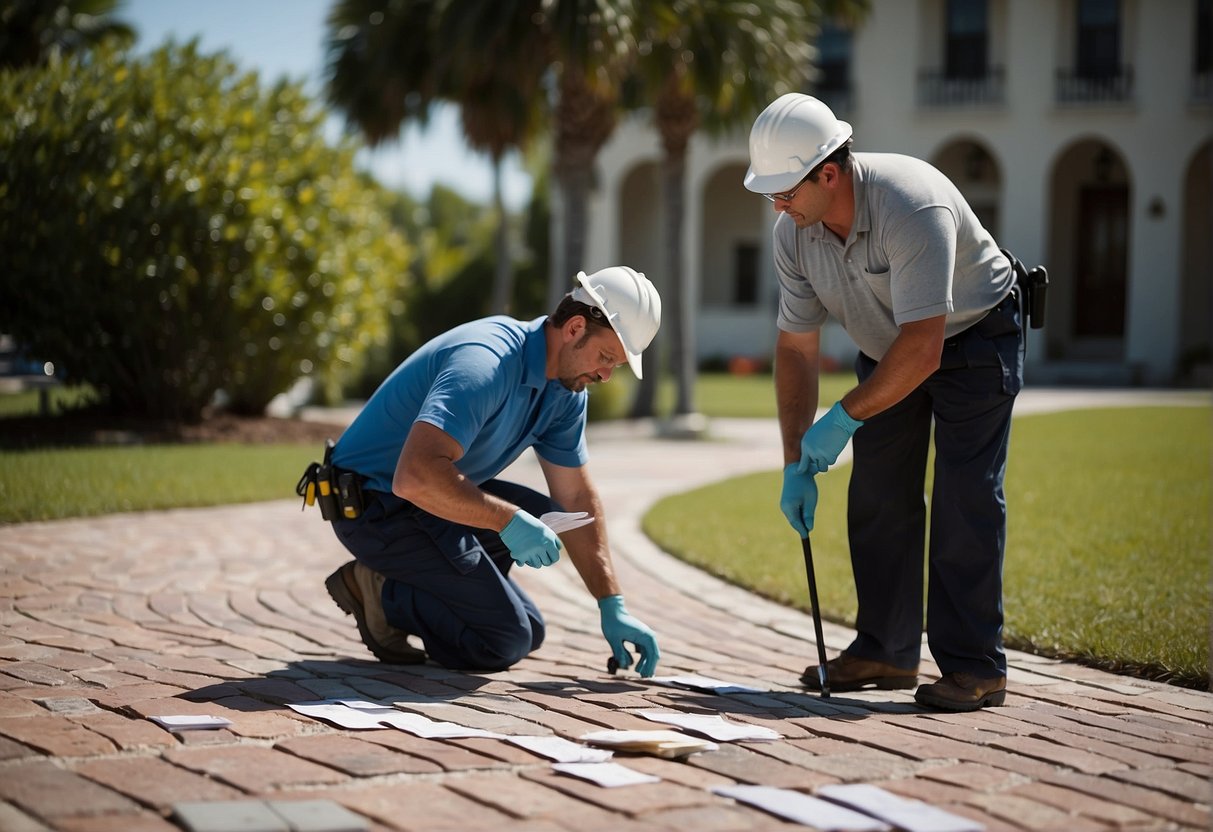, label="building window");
[1196,0,1212,101]
[918,0,1002,106]
[734,244,759,306]
[815,22,853,112]
[1076,0,1120,79]
[946,0,988,79]
[1056,0,1132,103]
[1199,0,1212,71]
